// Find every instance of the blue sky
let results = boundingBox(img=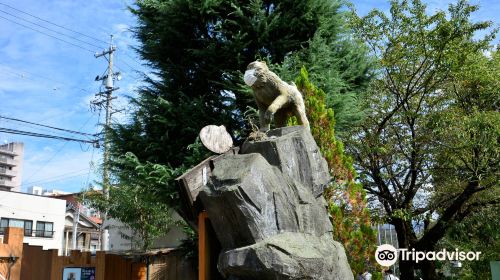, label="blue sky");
[0,0,146,193]
[0,0,498,194]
